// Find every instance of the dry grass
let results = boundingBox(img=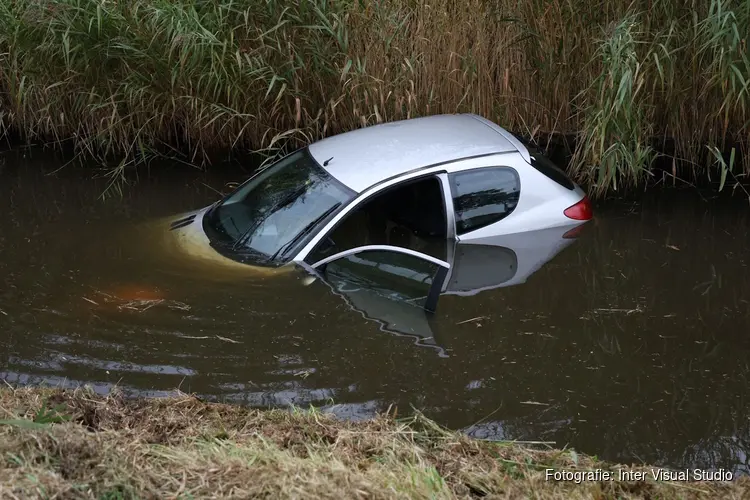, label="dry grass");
[0,0,748,196]
[0,387,748,499]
